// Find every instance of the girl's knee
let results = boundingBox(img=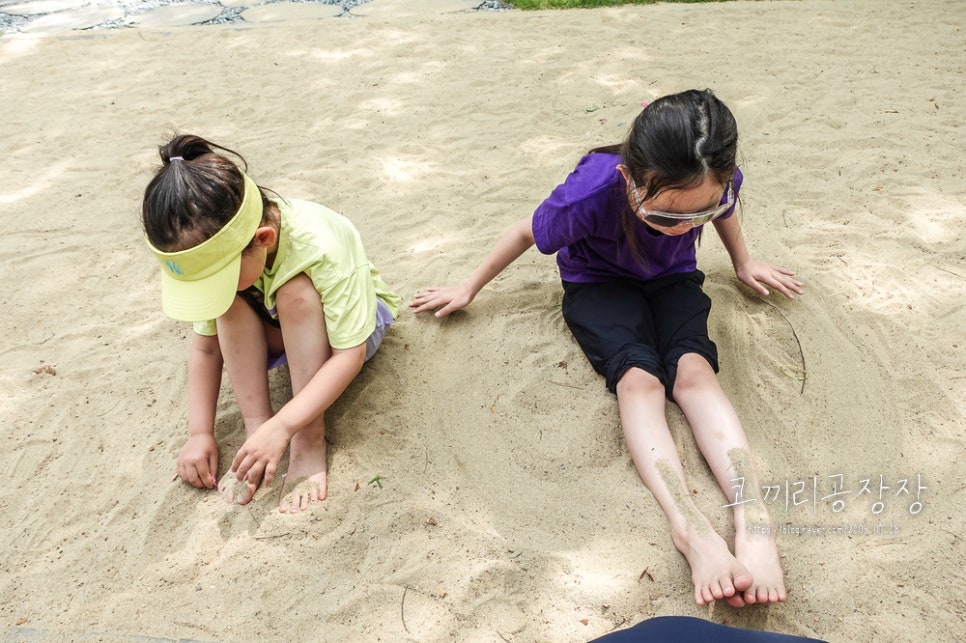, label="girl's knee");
[275,274,322,316]
[672,353,718,397]
[616,366,664,398]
